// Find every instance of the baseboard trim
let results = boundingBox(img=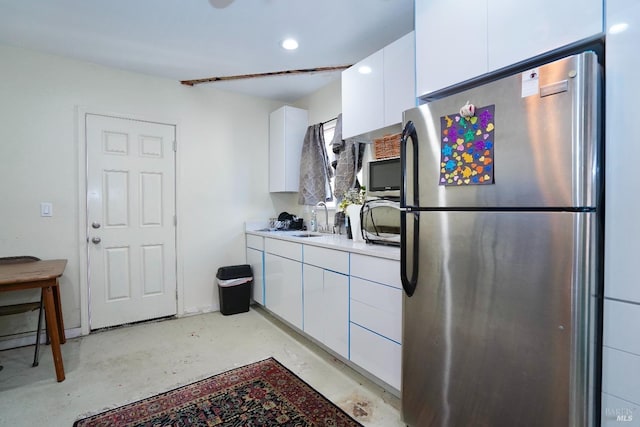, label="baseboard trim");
[182,305,218,317]
[0,327,83,351]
